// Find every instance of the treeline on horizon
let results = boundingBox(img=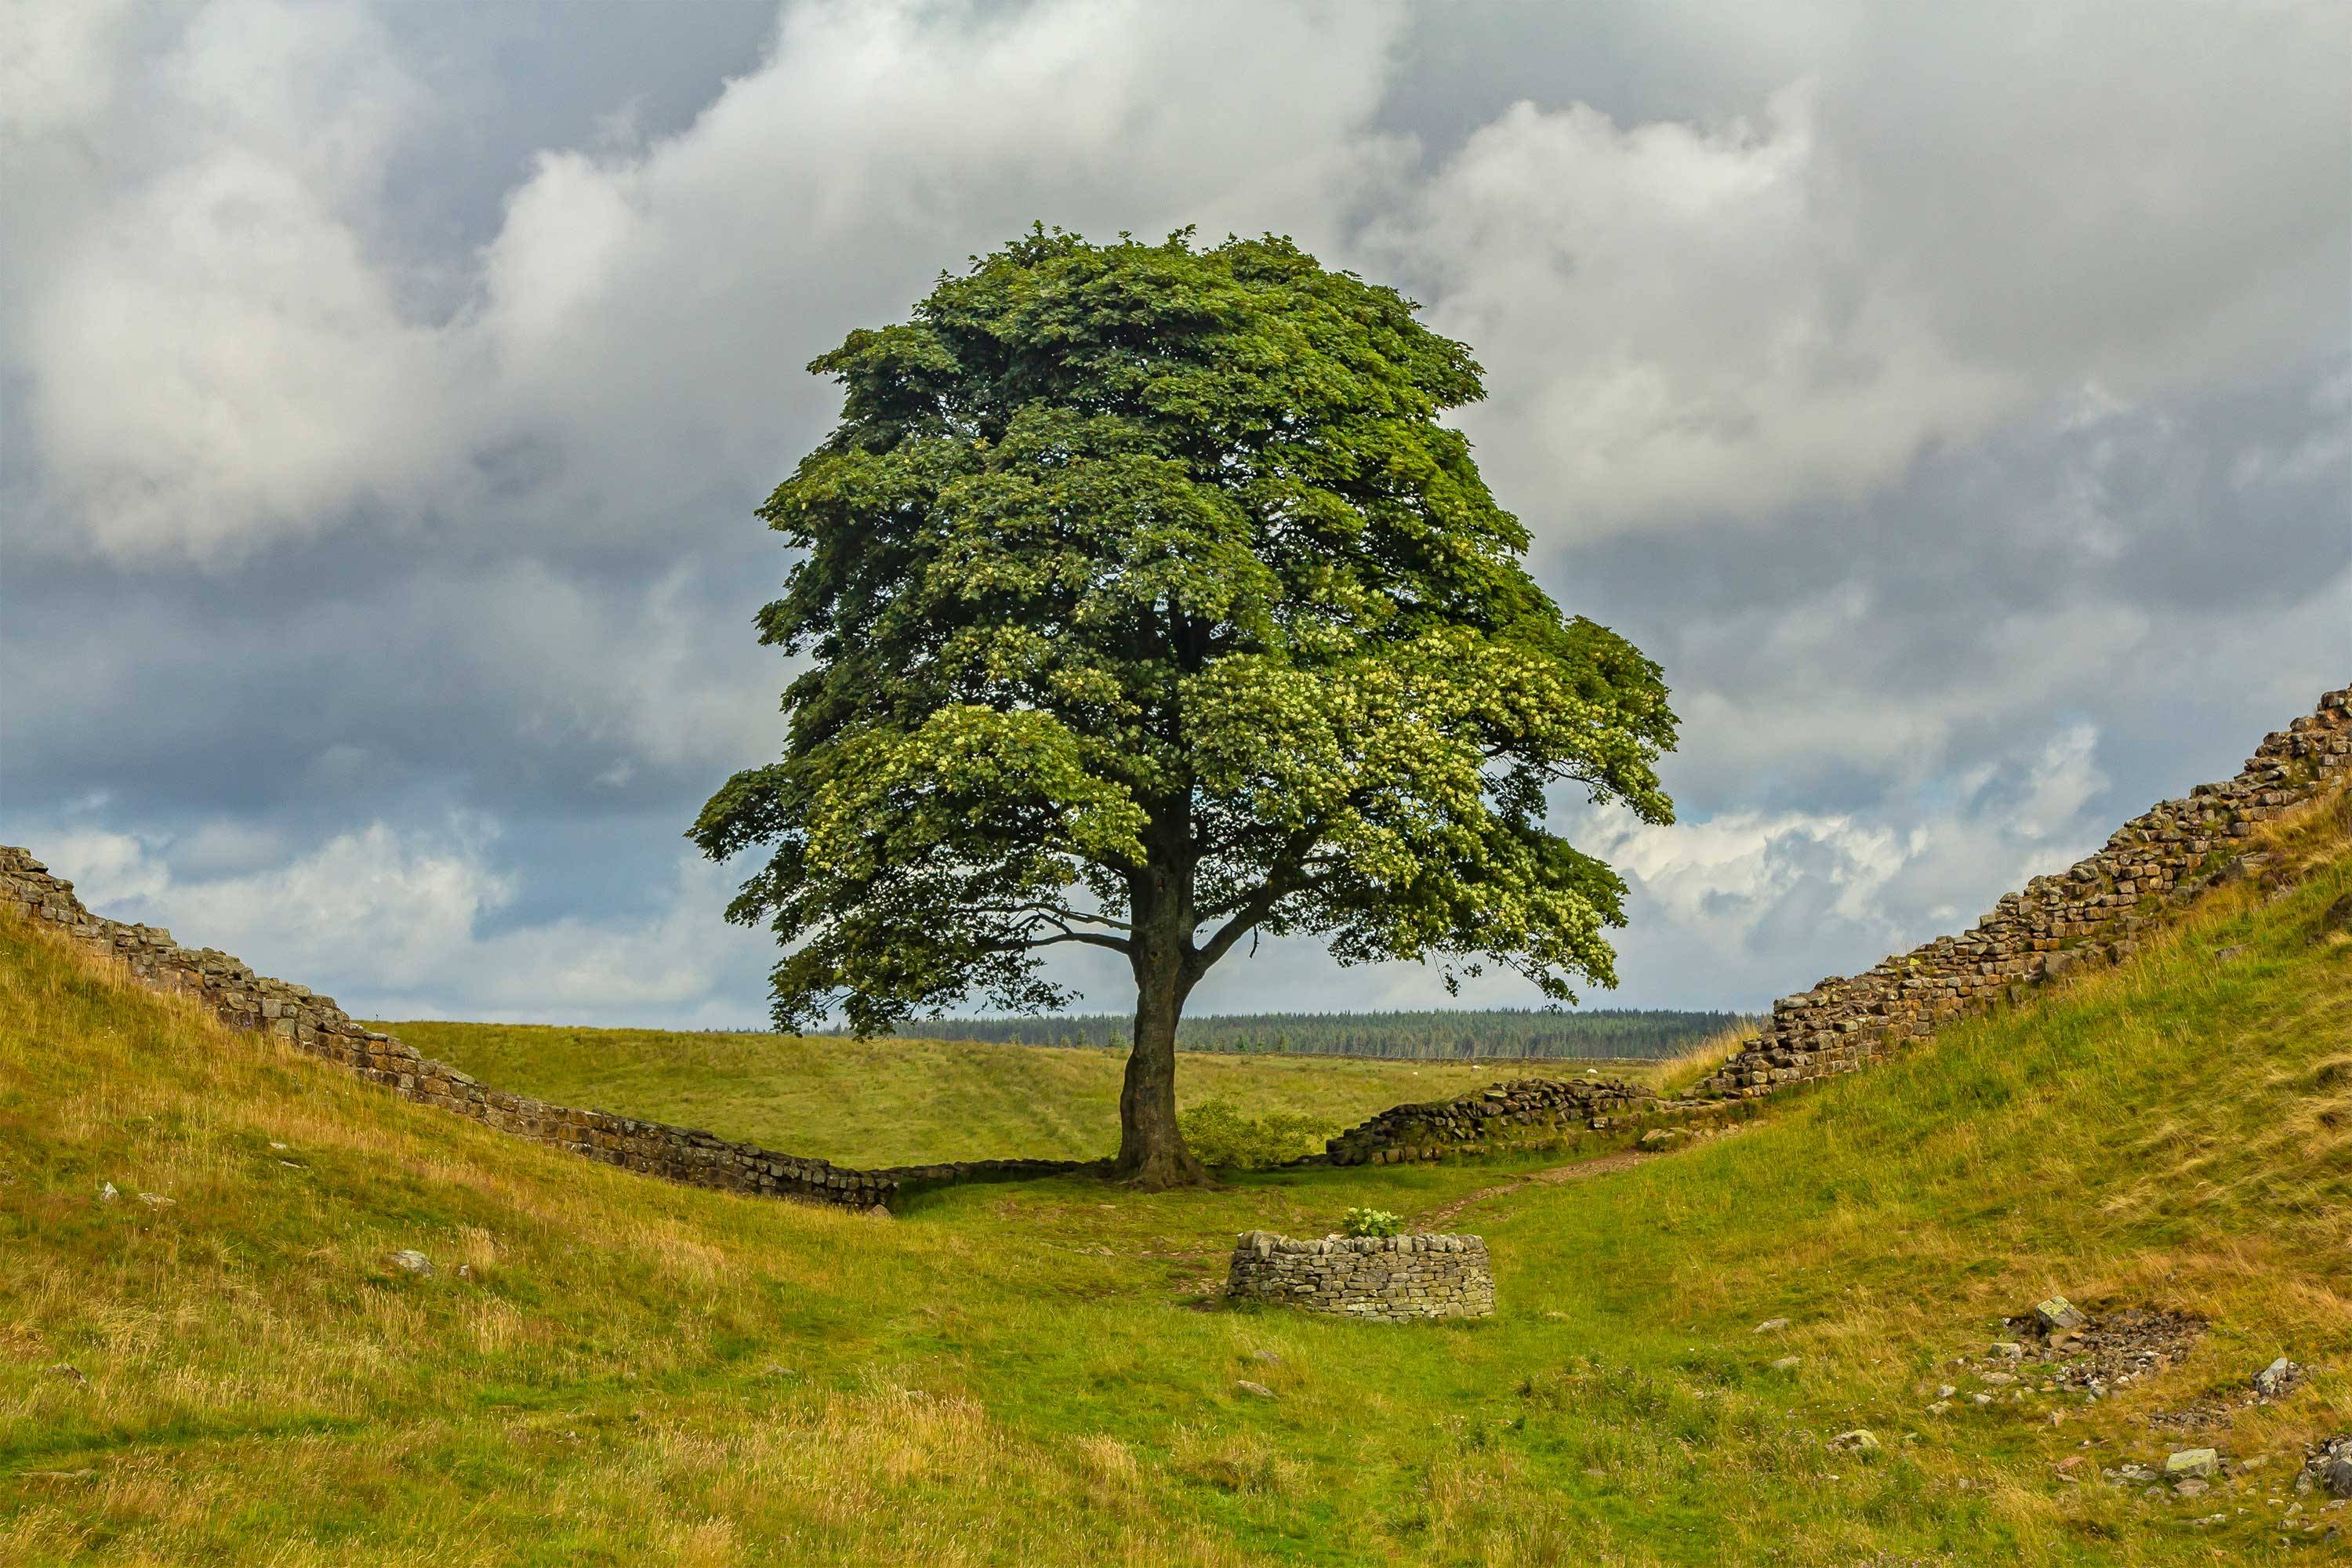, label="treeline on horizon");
[849,1008,1755,1061]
